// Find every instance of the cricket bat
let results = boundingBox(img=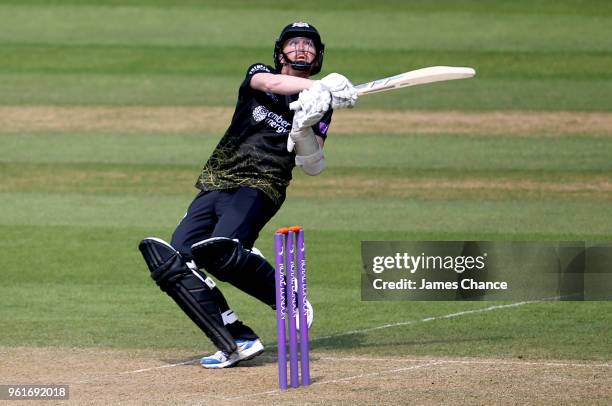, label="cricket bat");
[354,66,476,96]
